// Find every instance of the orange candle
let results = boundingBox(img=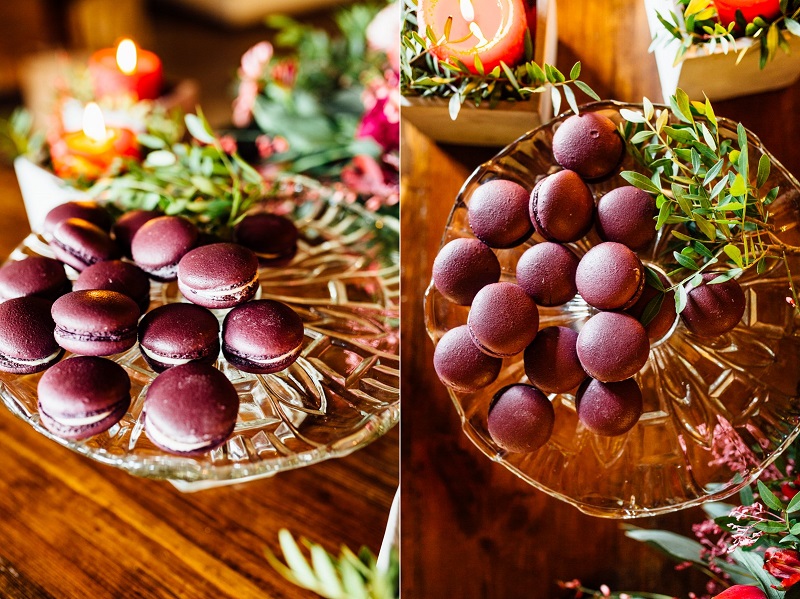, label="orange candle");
[418,0,529,74]
[50,103,141,181]
[88,39,163,101]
